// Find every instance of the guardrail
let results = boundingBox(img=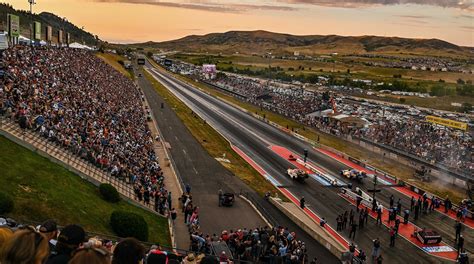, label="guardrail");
[0,115,163,215]
[356,137,472,182]
[239,191,278,227]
